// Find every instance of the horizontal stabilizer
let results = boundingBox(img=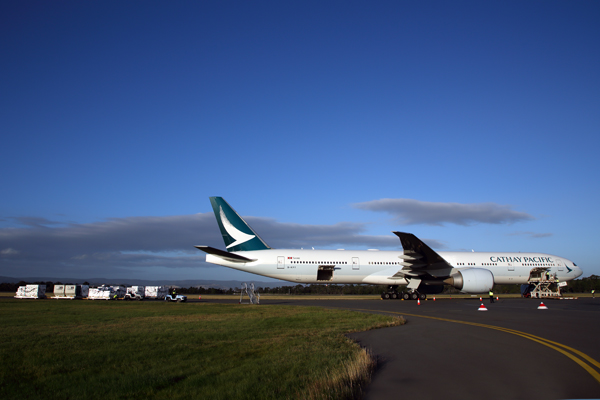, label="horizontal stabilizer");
[194,246,256,263]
